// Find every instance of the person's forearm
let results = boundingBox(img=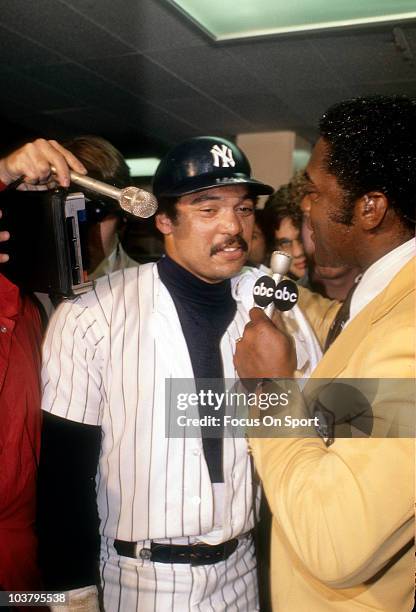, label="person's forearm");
[37,413,101,590]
